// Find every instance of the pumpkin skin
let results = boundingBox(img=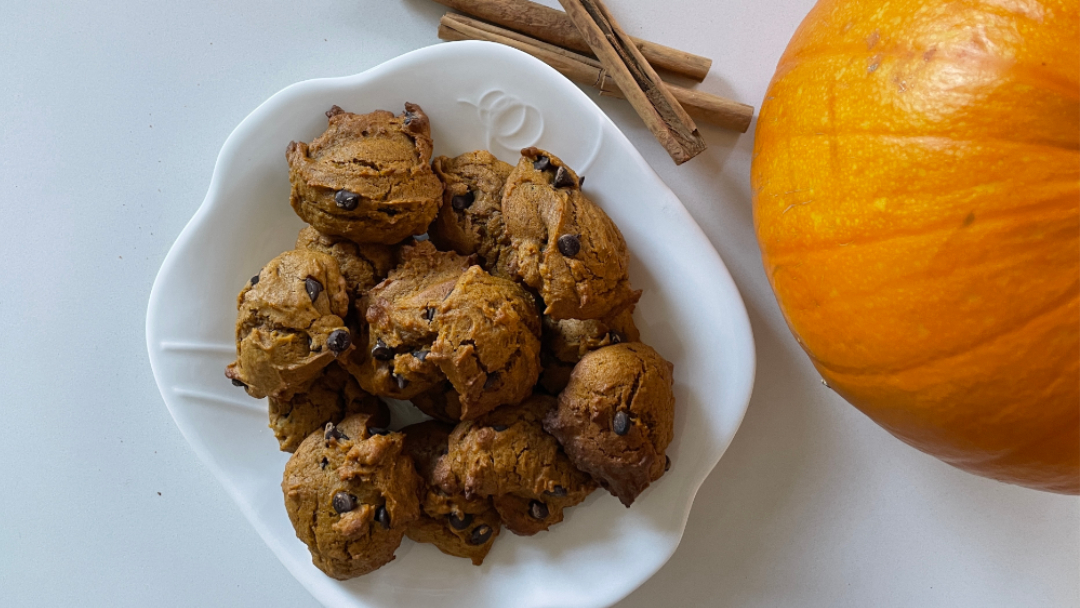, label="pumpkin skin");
[752,0,1079,493]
